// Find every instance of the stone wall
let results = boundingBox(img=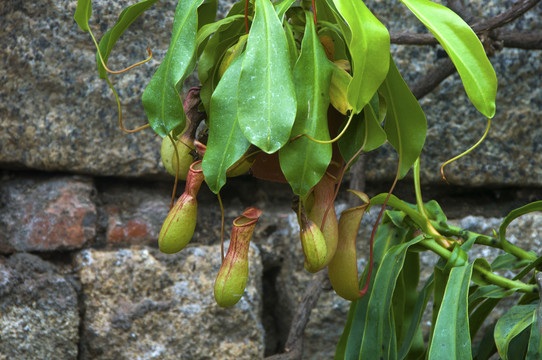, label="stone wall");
[0,0,541,359]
